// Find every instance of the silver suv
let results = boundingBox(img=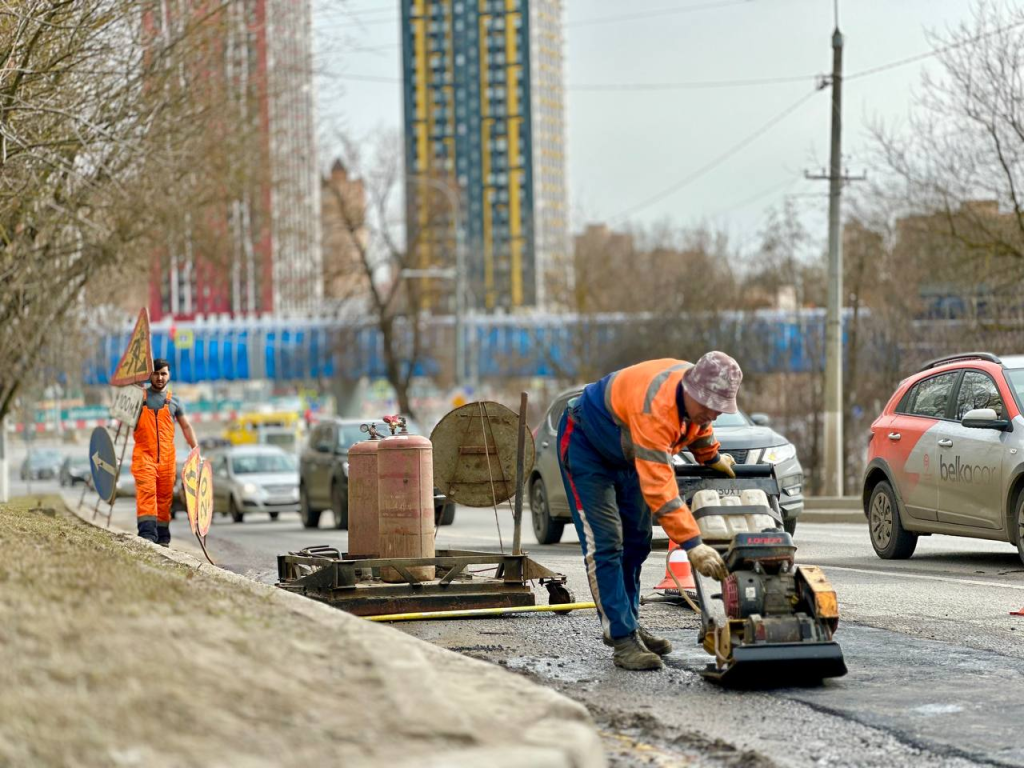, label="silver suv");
[529,388,805,544]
